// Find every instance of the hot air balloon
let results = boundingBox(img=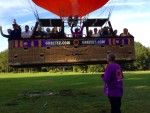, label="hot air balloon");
[7,0,135,67]
[32,0,109,17]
